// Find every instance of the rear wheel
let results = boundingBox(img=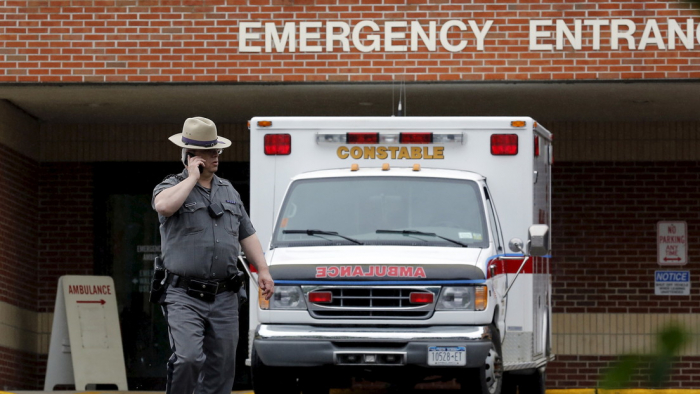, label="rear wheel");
[251,346,300,394]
